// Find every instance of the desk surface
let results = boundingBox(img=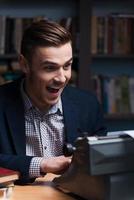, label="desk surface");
[10,174,78,200]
